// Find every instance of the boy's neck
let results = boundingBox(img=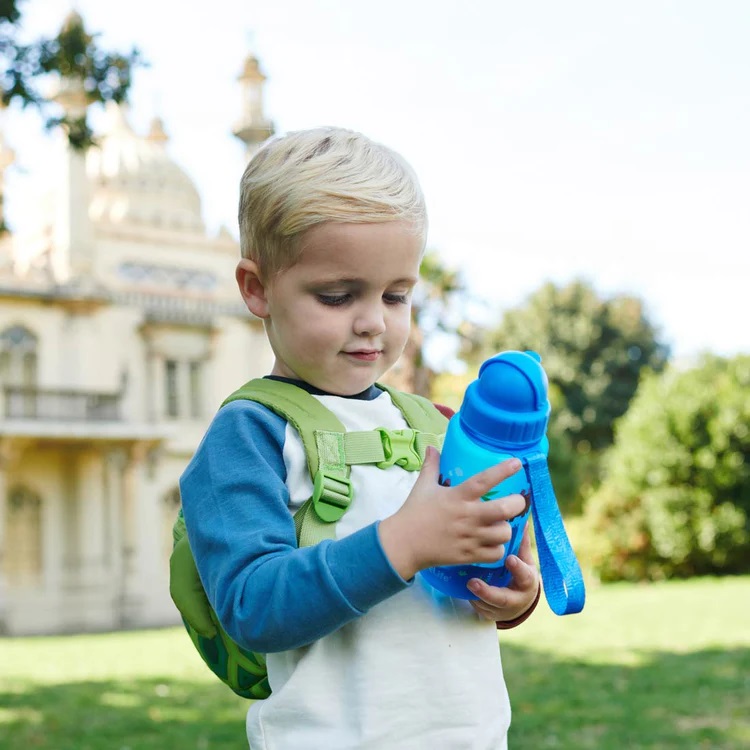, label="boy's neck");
[264,375,382,401]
